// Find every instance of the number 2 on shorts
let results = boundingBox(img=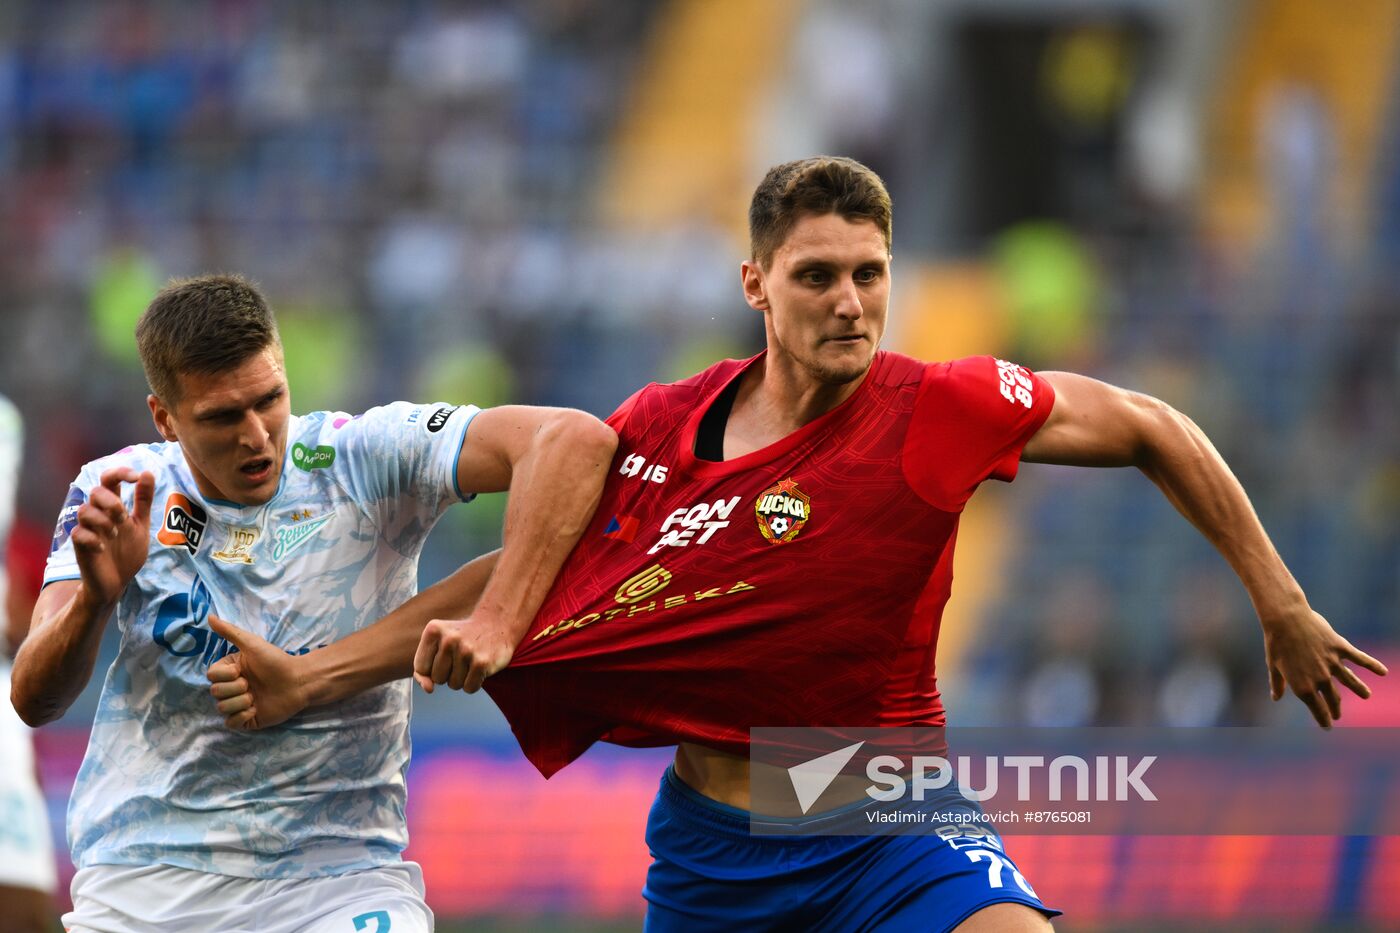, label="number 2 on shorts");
[352,910,391,932]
